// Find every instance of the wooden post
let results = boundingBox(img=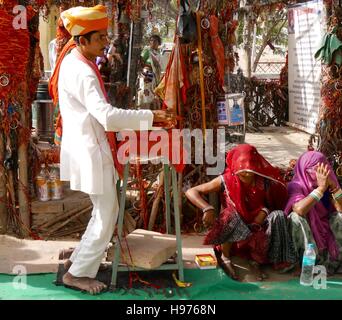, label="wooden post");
[18,107,30,237]
[0,130,8,234]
